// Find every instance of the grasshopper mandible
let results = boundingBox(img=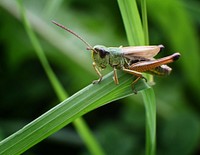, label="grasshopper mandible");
[52,21,180,90]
